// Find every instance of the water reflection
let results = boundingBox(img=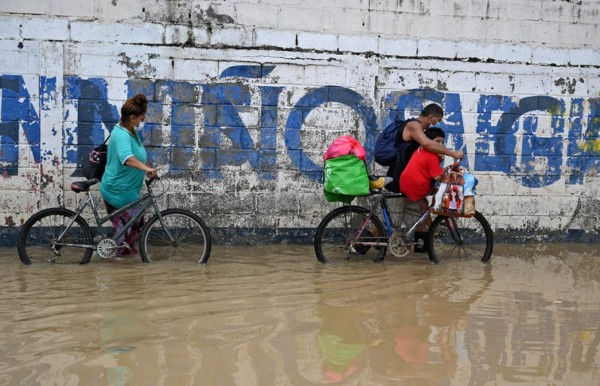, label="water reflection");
[0,244,598,385]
